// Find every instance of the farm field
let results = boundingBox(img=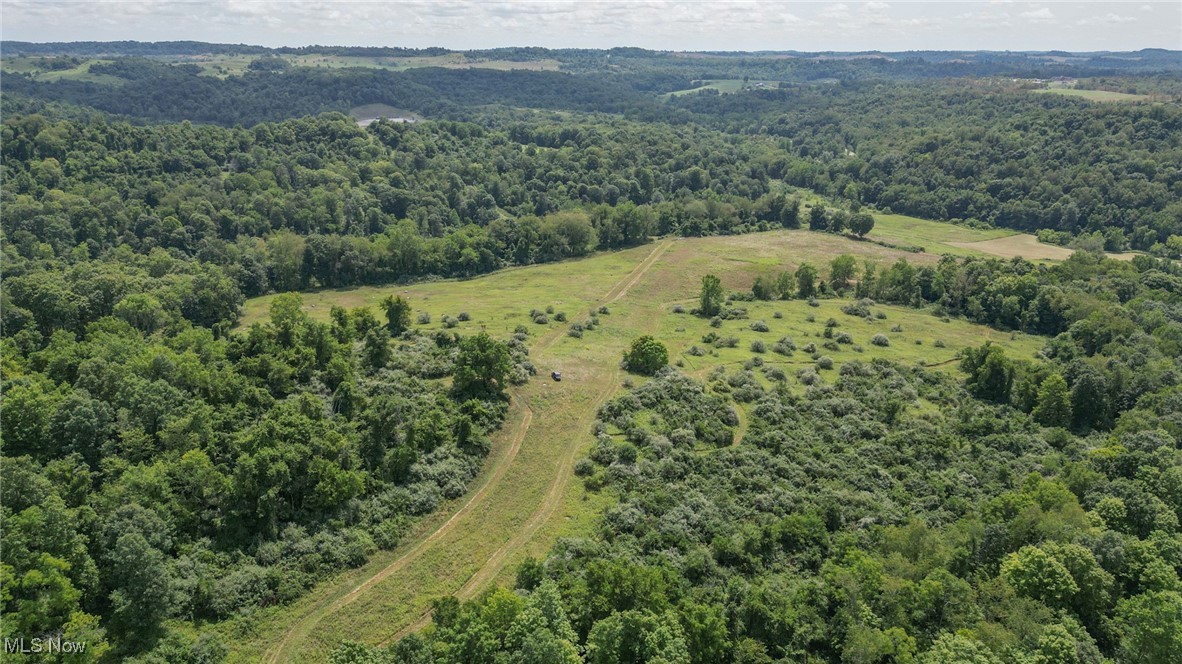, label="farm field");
[229,230,1042,662]
[348,103,421,126]
[664,78,780,97]
[867,213,1015,255]
[1031,86,1153,102]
